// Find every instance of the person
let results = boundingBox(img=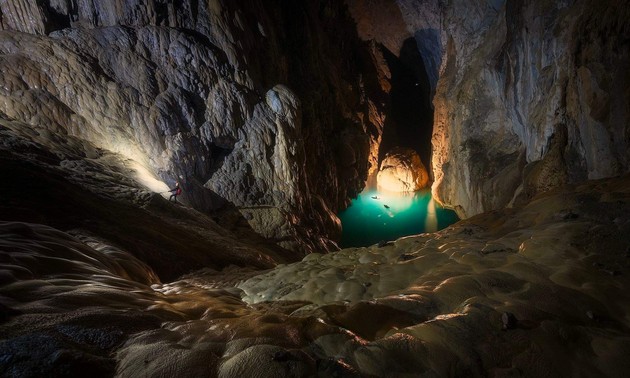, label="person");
[169,182,182,203]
